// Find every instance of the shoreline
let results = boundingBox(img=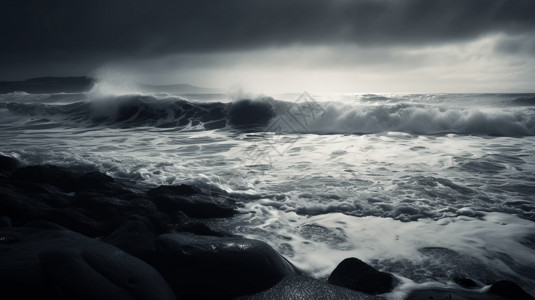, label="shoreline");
[1,154,533,299]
